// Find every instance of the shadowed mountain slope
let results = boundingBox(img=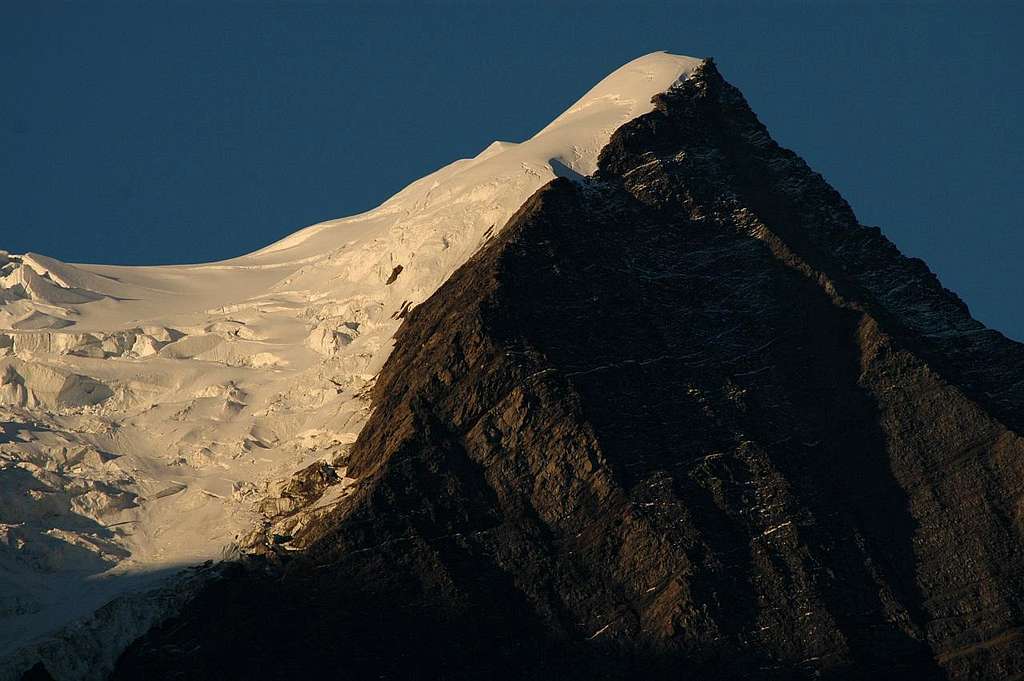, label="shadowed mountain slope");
[111,60,1024,681]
